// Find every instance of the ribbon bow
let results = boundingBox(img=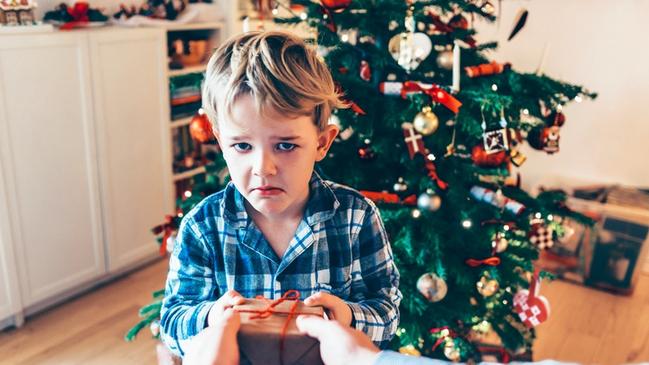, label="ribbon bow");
[237,290,320,365]
[465,256,501,267]
[60,2,90,30]
[401,81,462,114]
[430,326,458,351]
